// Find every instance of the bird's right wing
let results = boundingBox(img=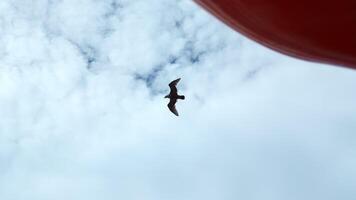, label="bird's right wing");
[168,99,179,116]
[169,78,181,88]
[168,78,180,94]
